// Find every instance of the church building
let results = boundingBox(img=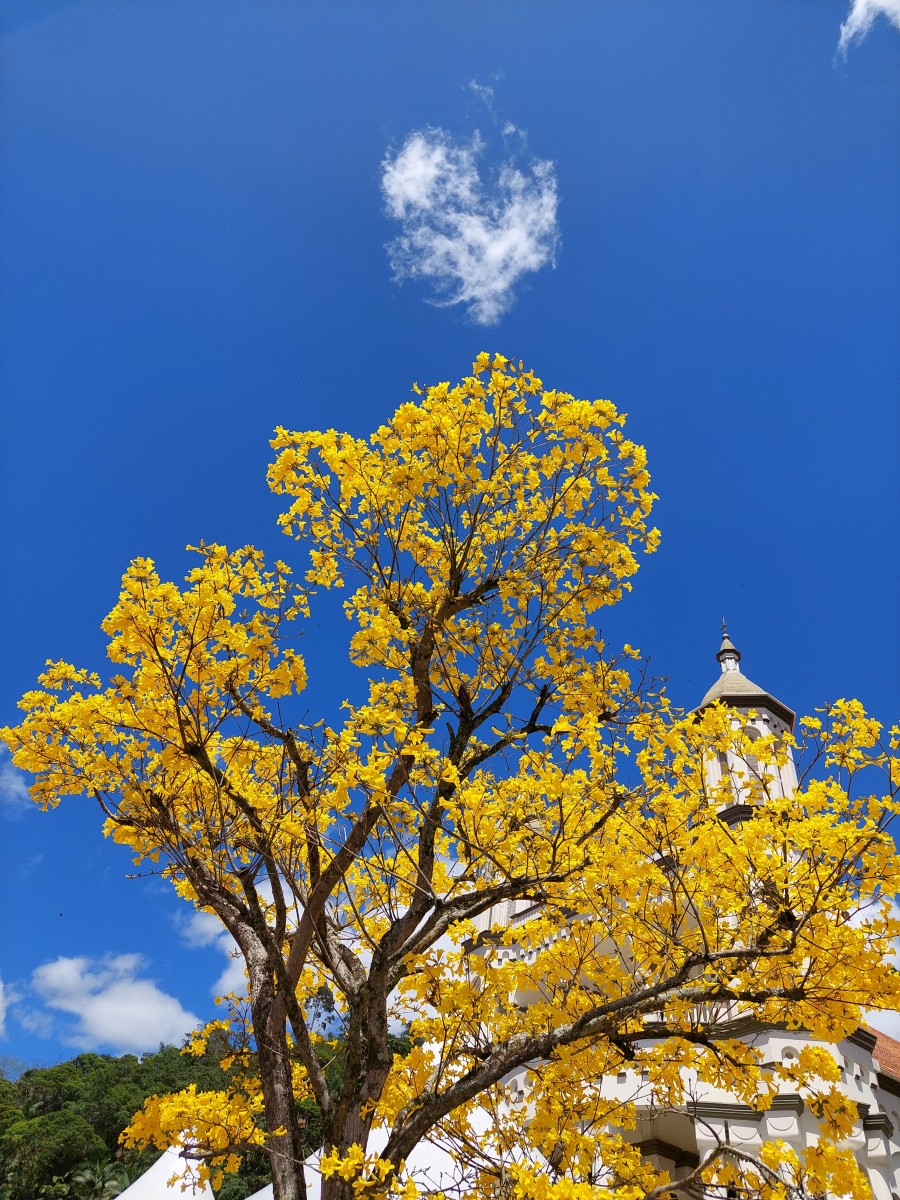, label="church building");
[473,634,900,1199]
[636,634,900,1199]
